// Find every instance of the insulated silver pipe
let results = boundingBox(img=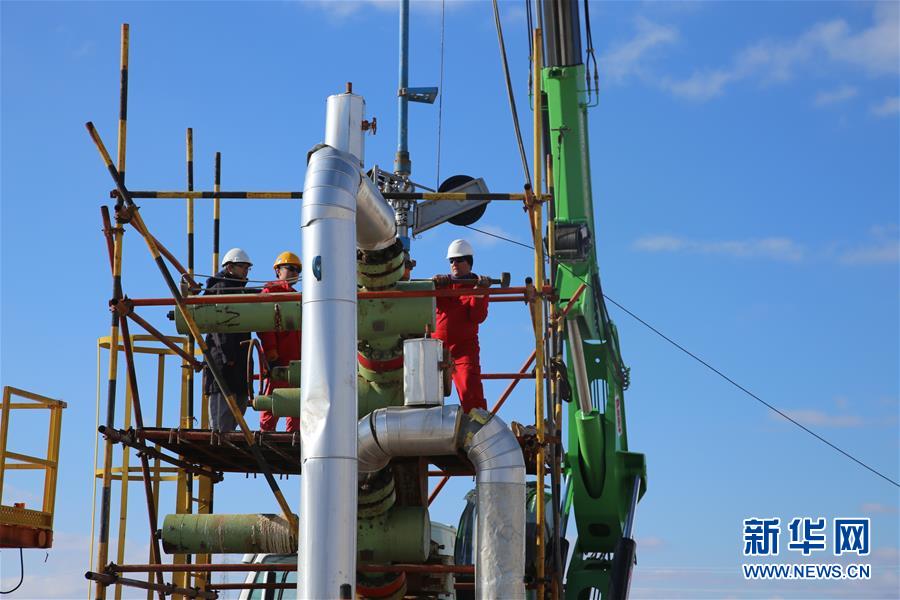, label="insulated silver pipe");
[325,91,366,166]
[358,405,461,473]
[300,90,397,600]
[357,174,397,251]
[300,96,368,600]
[464,413,527,599]
[357,406,526,599]
[567,319,593,415]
